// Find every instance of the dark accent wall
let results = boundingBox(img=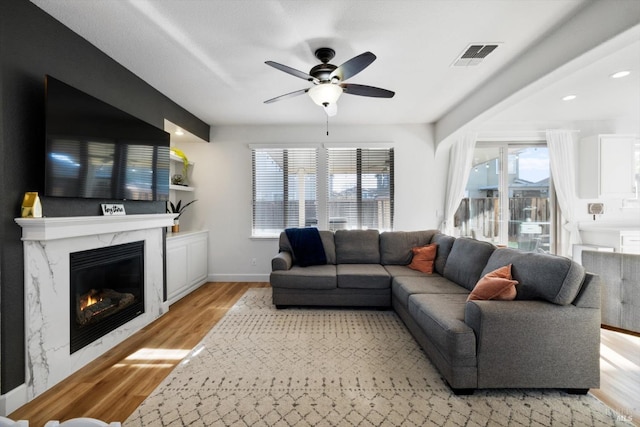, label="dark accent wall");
[0,0,210,394]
